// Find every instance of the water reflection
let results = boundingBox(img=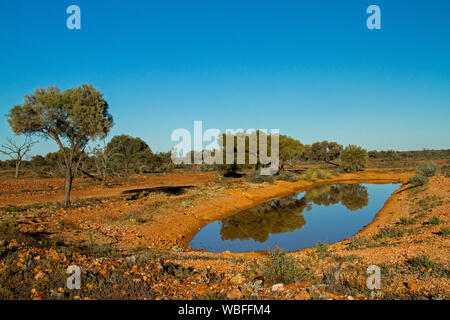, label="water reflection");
[220,194,307,242]
[304,184,369,211]
[220,184,369,242]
